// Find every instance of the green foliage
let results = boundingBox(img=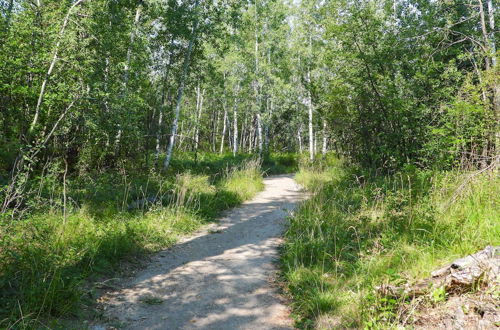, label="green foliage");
[262,152,299,175]
[282,157,499,328]
[317,0,498,170]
